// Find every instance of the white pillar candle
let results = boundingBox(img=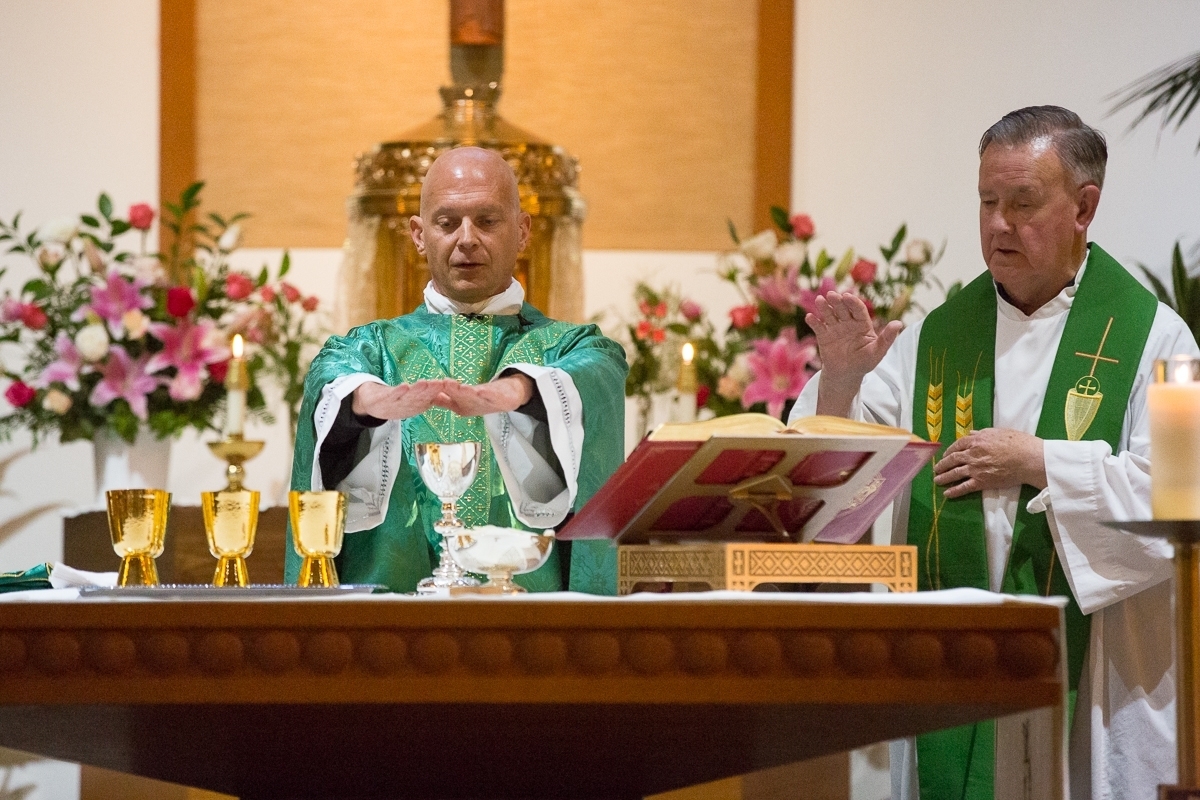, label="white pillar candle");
[1150,356,1200,519]
[673,342,698,423]
[224,334,248,437]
